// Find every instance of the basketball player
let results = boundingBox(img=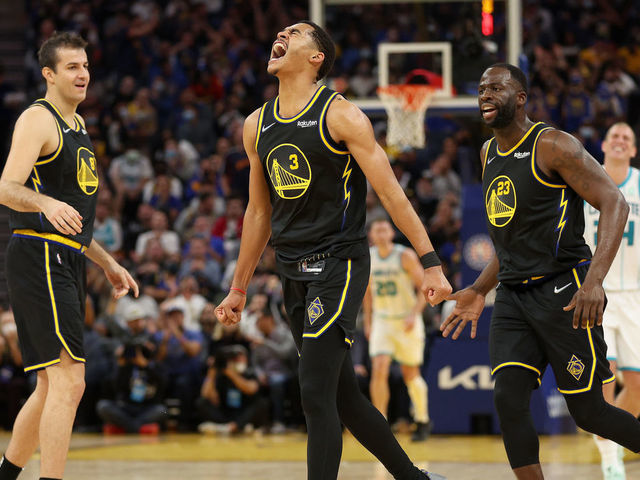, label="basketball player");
[215,22,450,480]
[583,122,640,480]
[441,64,640,480]
[0,32,138,480]
[363,218,431,441]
